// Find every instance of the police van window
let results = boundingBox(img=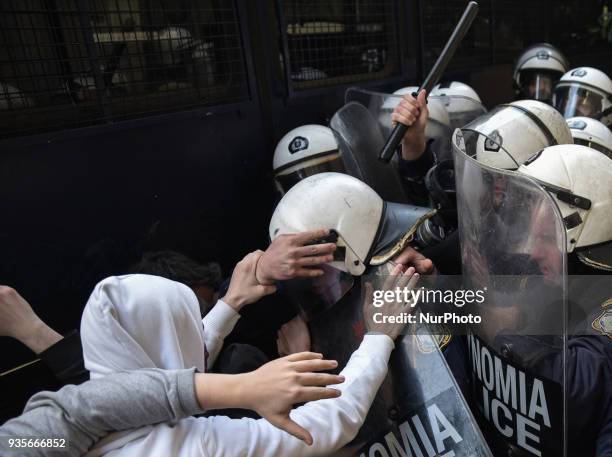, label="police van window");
[0,0,249,138]
[278,0,400,90]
